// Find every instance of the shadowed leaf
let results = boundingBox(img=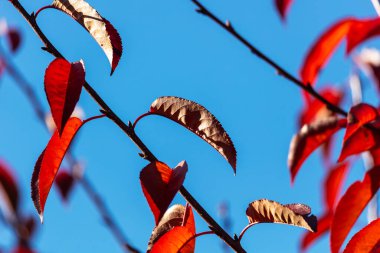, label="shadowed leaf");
[246,199,317,232]
[274,0,293,21]
[32,117,83,222]
[0,160,19,218]
[140,161,188,224]
[44,58,85,135]
[7,28,21,53]
[54,170,75,202]
[52,0,122,74]
[330,167,380,253]
[300,212,333,252]
[343,218,380,253]
[149,96,237,172]
[288,117,346,183]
